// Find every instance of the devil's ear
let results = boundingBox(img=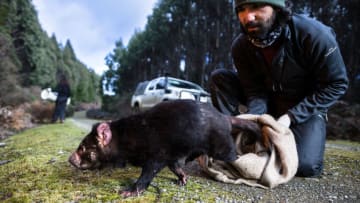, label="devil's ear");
[96,122,112,147]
